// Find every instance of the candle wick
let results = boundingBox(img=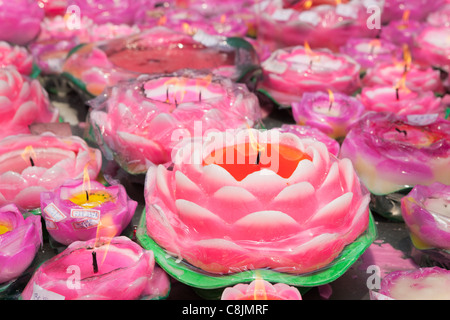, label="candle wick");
[395,127,407,136]
[175,98,178,108]
[29,157,35,167]
[396,87,399,101]
[370,45,375,55]
[256,150,261,165]
[166,87,169,103]
[199,91,202,102]
[328,101,333,111]
[309,60,313,70]
[92,251,98,274]
[86,190,89,201]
